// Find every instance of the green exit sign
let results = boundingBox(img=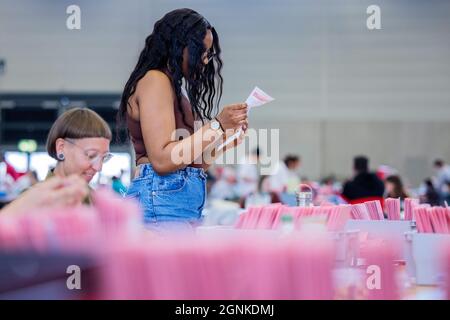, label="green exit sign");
[18,139,37,153]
